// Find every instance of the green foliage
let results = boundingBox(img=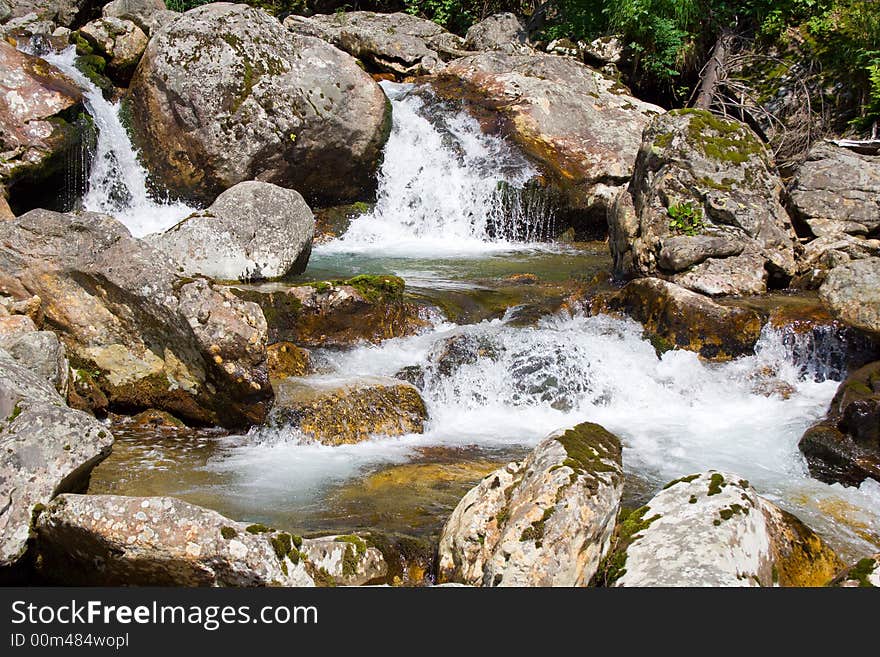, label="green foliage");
[164,0,308,15]
[667,201,704,236]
